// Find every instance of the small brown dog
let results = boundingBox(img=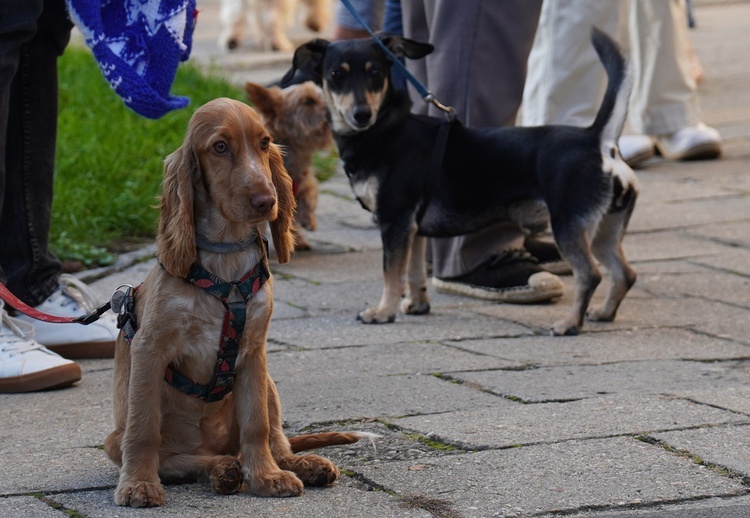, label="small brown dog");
[104,98,366,507]
[246,81,332,250]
